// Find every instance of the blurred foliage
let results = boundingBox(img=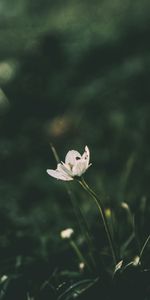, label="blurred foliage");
[0,0,150,299]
